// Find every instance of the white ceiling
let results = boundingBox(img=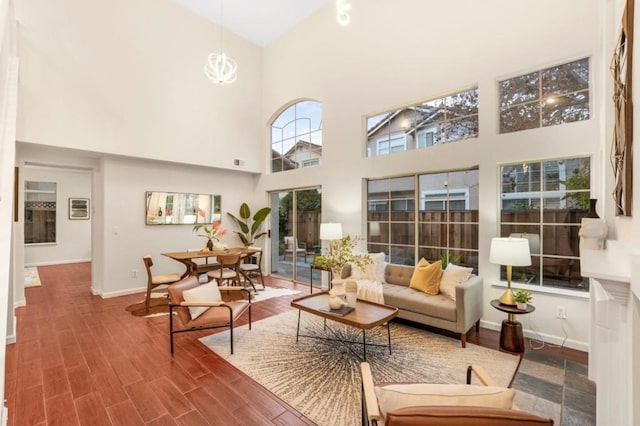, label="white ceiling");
[171,0,332,47]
